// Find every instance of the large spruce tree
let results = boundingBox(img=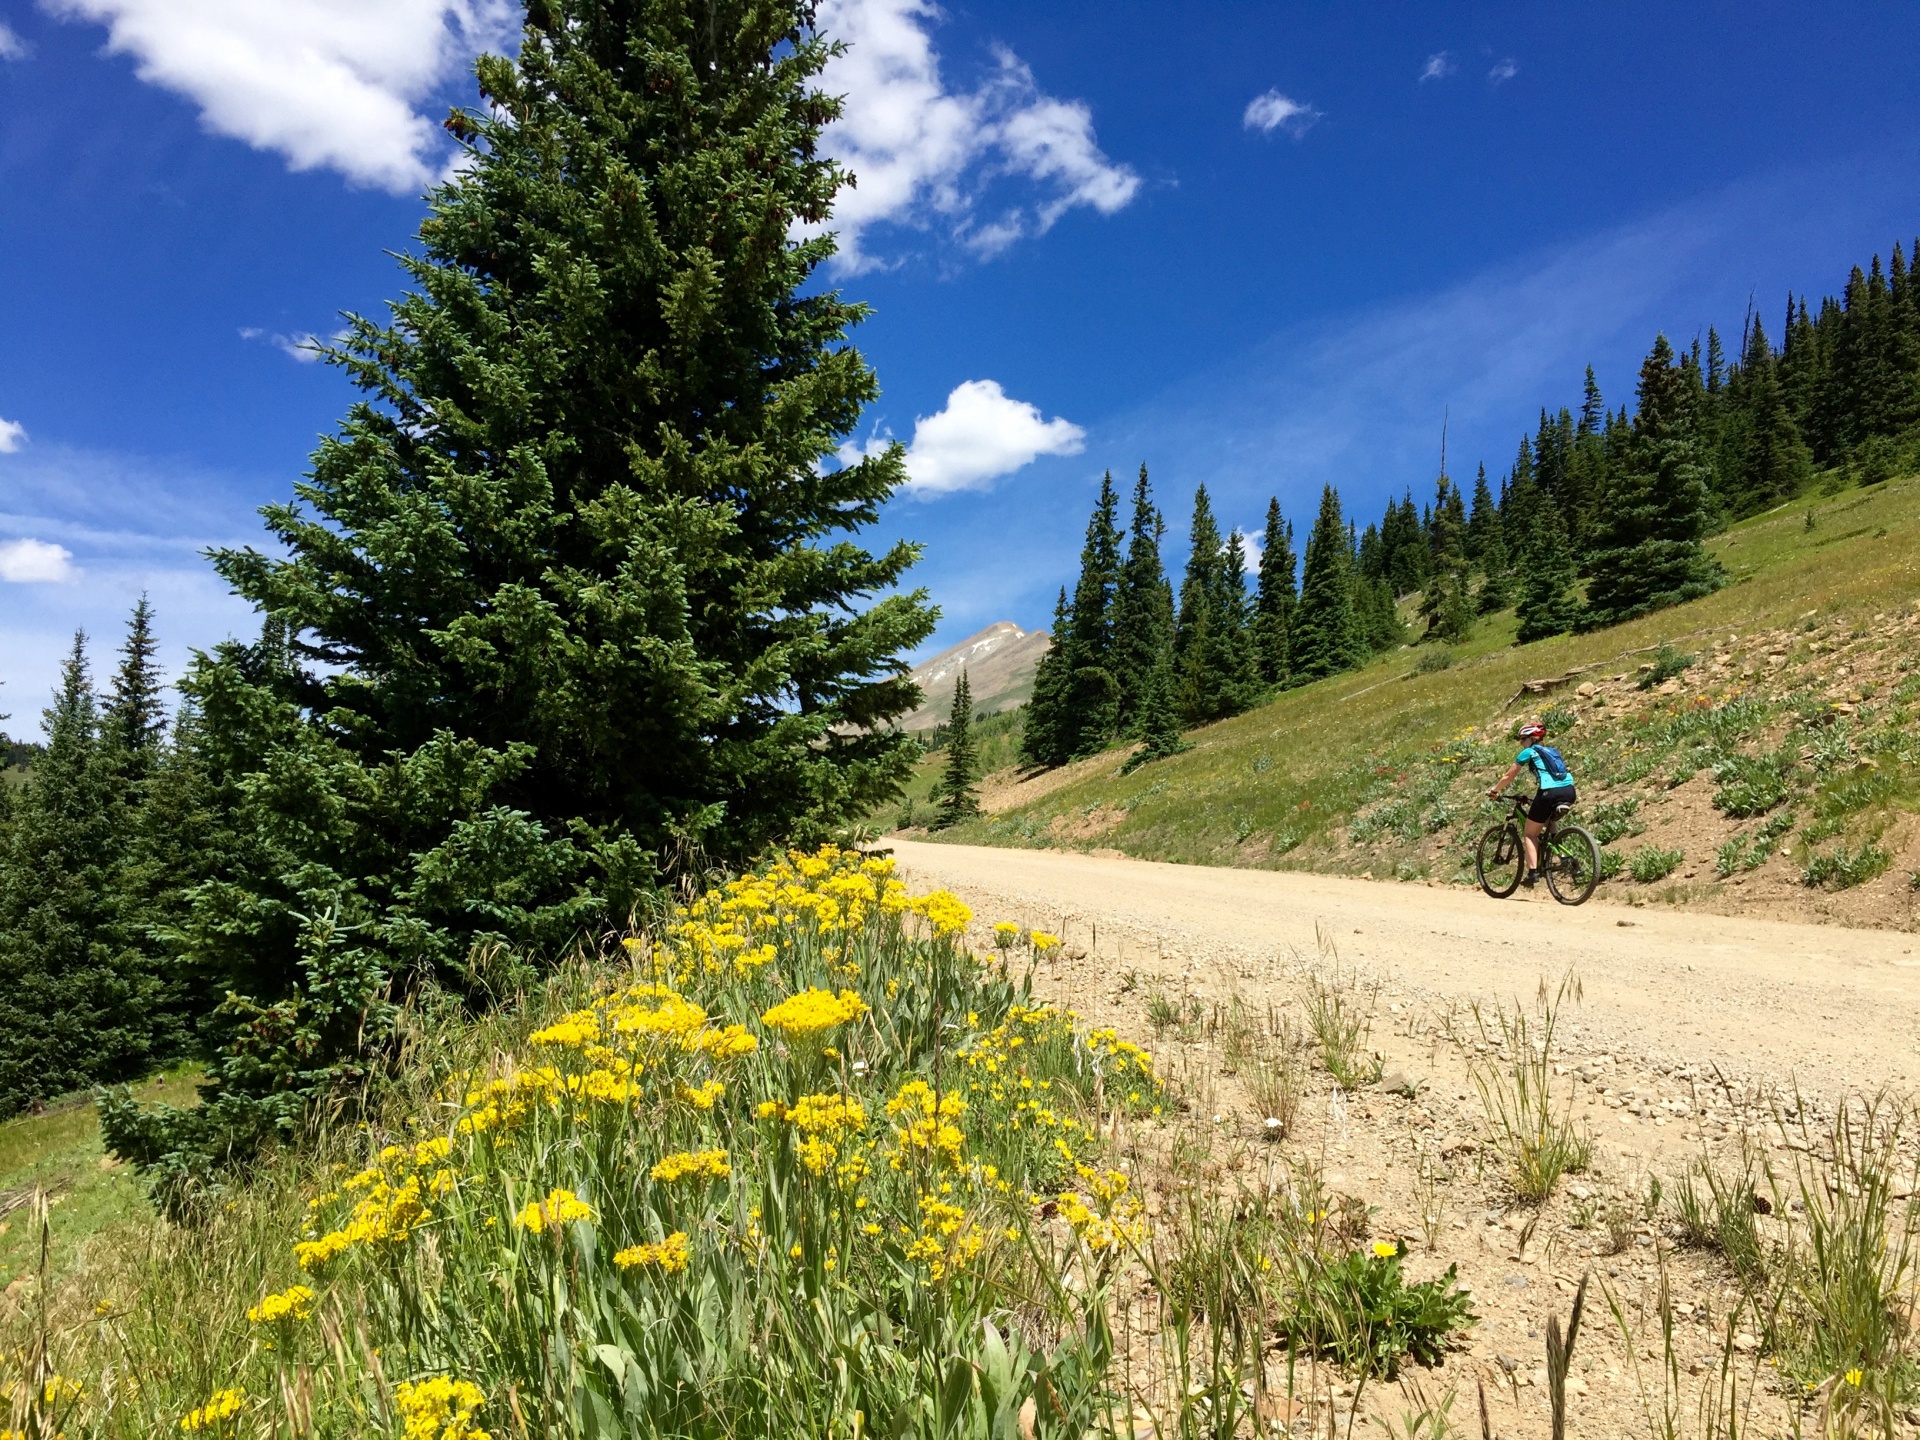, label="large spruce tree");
[1582,336,1724,629]
[1060,472,1124,755]
[103,0,935,1187]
